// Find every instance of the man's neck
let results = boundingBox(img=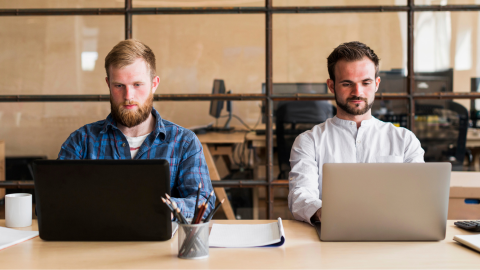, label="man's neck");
[336,109,372,129]
[117,113,156,137]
